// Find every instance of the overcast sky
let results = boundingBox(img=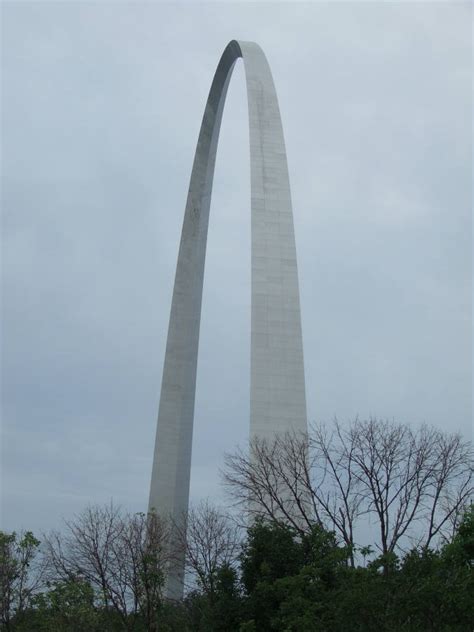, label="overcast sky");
[2,1,472,535]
